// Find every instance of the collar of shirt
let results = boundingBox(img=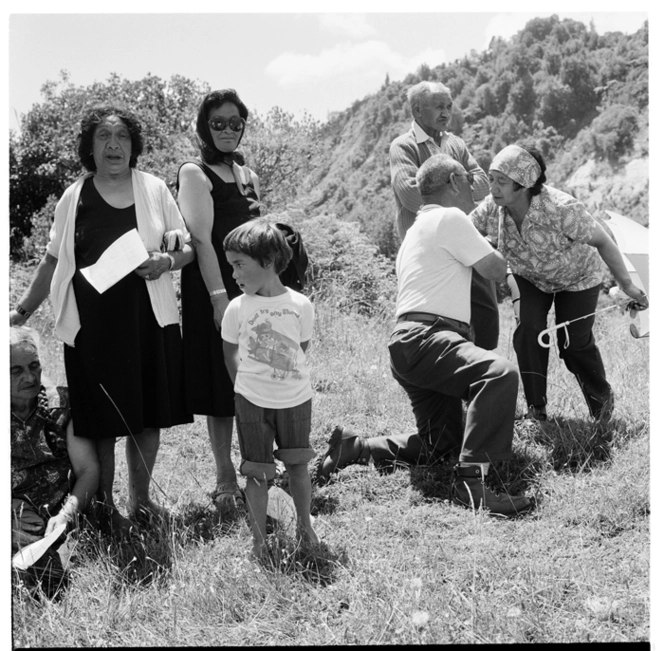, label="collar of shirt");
[412,120,443,145]
[418,203,442,213]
